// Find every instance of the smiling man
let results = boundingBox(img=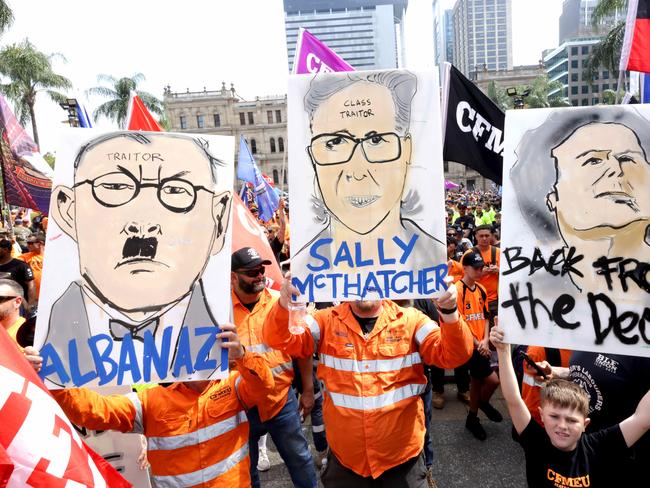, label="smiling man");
[40,131,232,387]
